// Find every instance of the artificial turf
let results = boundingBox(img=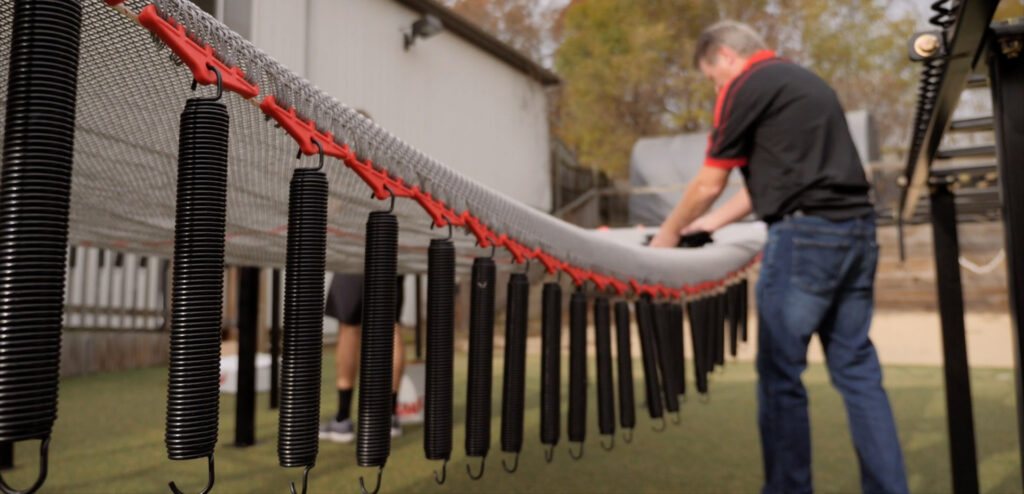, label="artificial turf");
[2,351,1020,493]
